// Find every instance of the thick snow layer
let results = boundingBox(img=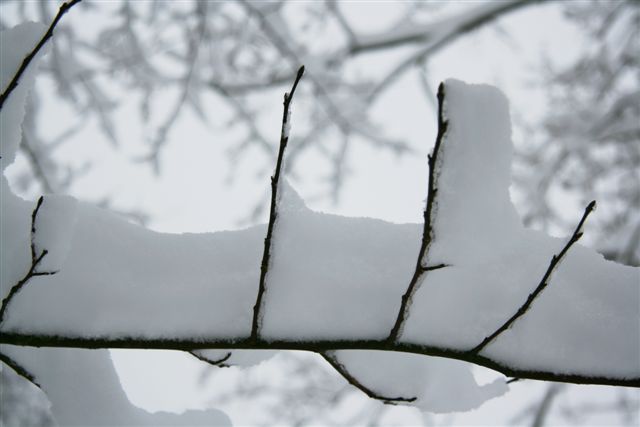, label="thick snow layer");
[1,185,264,338]
[262,180,420,339]
[0,23,47,171]
[1,345,231,426]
